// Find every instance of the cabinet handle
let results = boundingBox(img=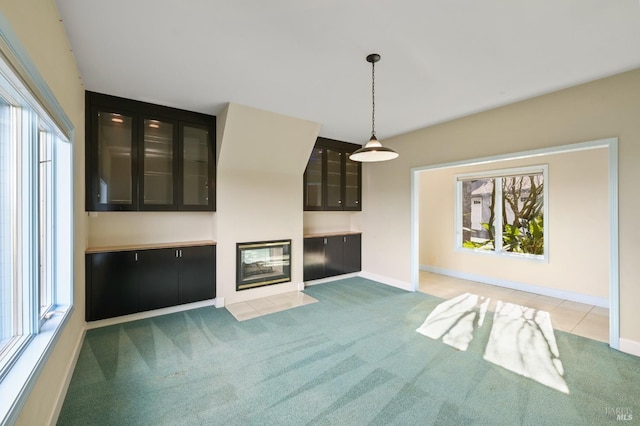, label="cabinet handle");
[324,238,327,244]
[176,249,179,258]
[338,200,342,204]
[180,249,183,258]
[135,252,138,261]
[344,236,347,243]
